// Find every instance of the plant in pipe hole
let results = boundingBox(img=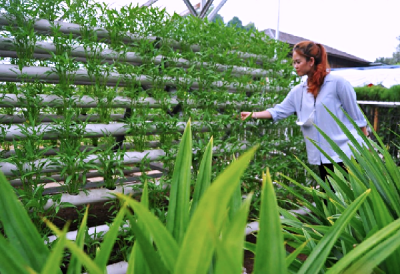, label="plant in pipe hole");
[1,119,400,273]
